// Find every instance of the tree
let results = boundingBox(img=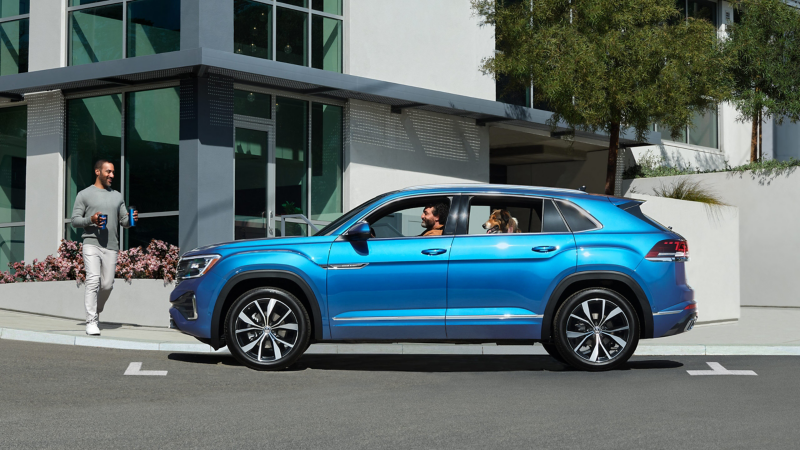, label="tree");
[726,0,800,162]
[473,0,730,195]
